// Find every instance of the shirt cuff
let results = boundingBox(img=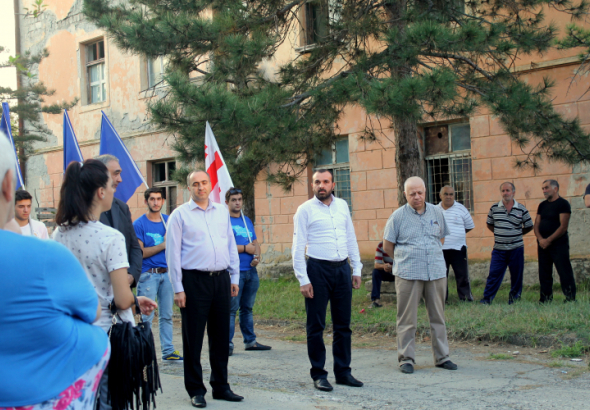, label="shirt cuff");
[230,272,240,285]
[297,276,311,287]
[172,281,184,293]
